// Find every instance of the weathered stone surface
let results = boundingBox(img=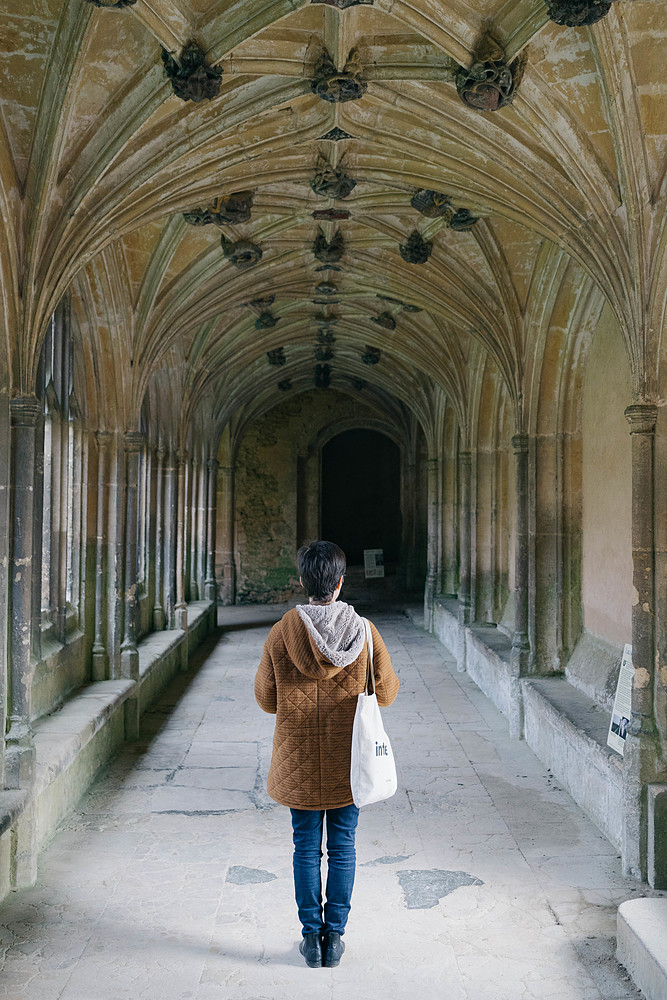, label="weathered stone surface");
[397,869,484,908]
